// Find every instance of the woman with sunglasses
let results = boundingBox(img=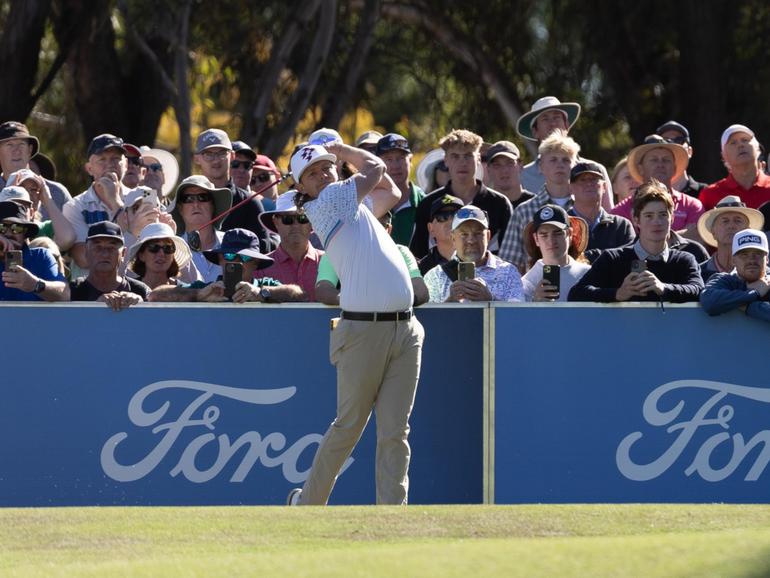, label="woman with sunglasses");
[126,222,194,289]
